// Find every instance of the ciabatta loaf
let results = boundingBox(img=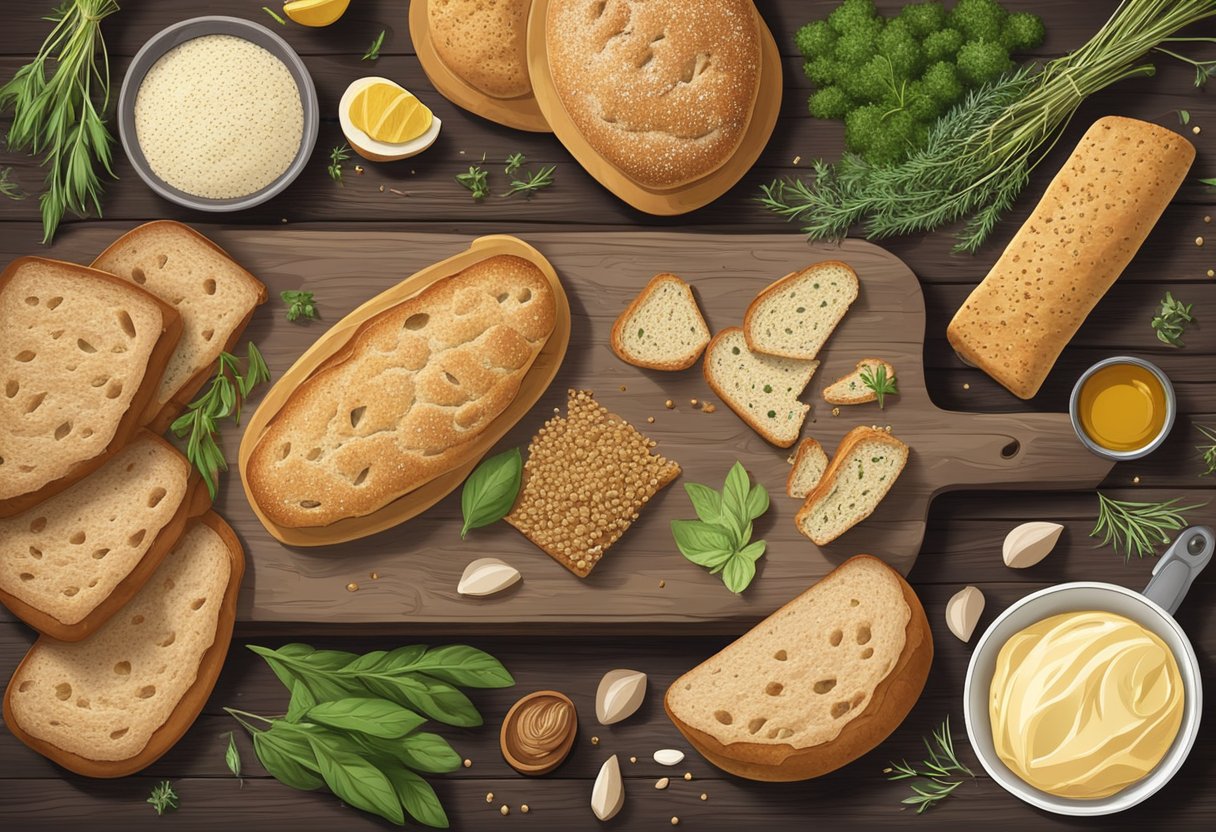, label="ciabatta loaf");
[0,432,203,641]
[665,555,932,781]
[428,0,532,99]
[92,221,268,432]
[4,513,243,777]
[0,258,181,517]
[796,427,909,546]
[786,438,828,500]
[246,253,556,528]
[823,358,895,406]
[610,273,710,371]
[743,262,858,360]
